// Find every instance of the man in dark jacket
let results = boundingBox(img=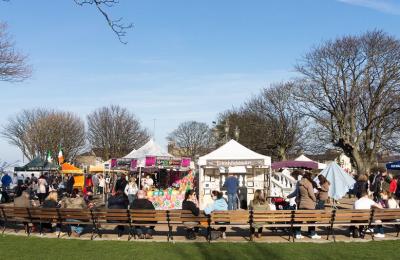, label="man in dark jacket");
[66,174,75,195]
[108,189,129,238]
[131,190,155,239]
[223,173,239,210]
